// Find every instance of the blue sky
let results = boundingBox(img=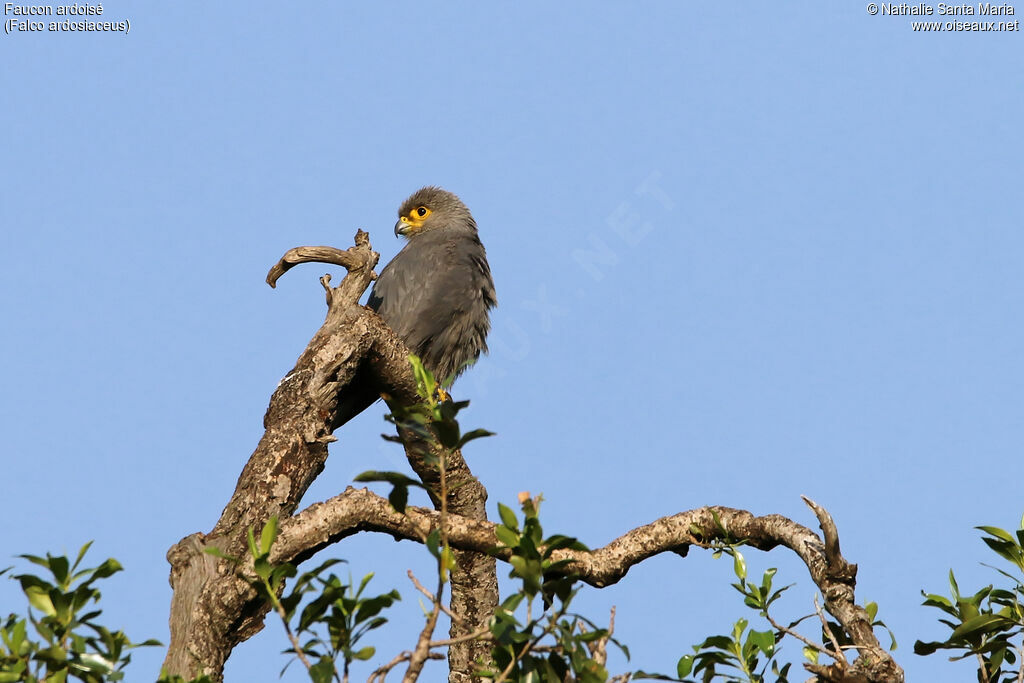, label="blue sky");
[2,2,1022,681]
